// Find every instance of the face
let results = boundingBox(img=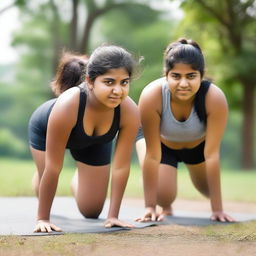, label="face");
[166,63,201,102]
[87,67,130,108]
